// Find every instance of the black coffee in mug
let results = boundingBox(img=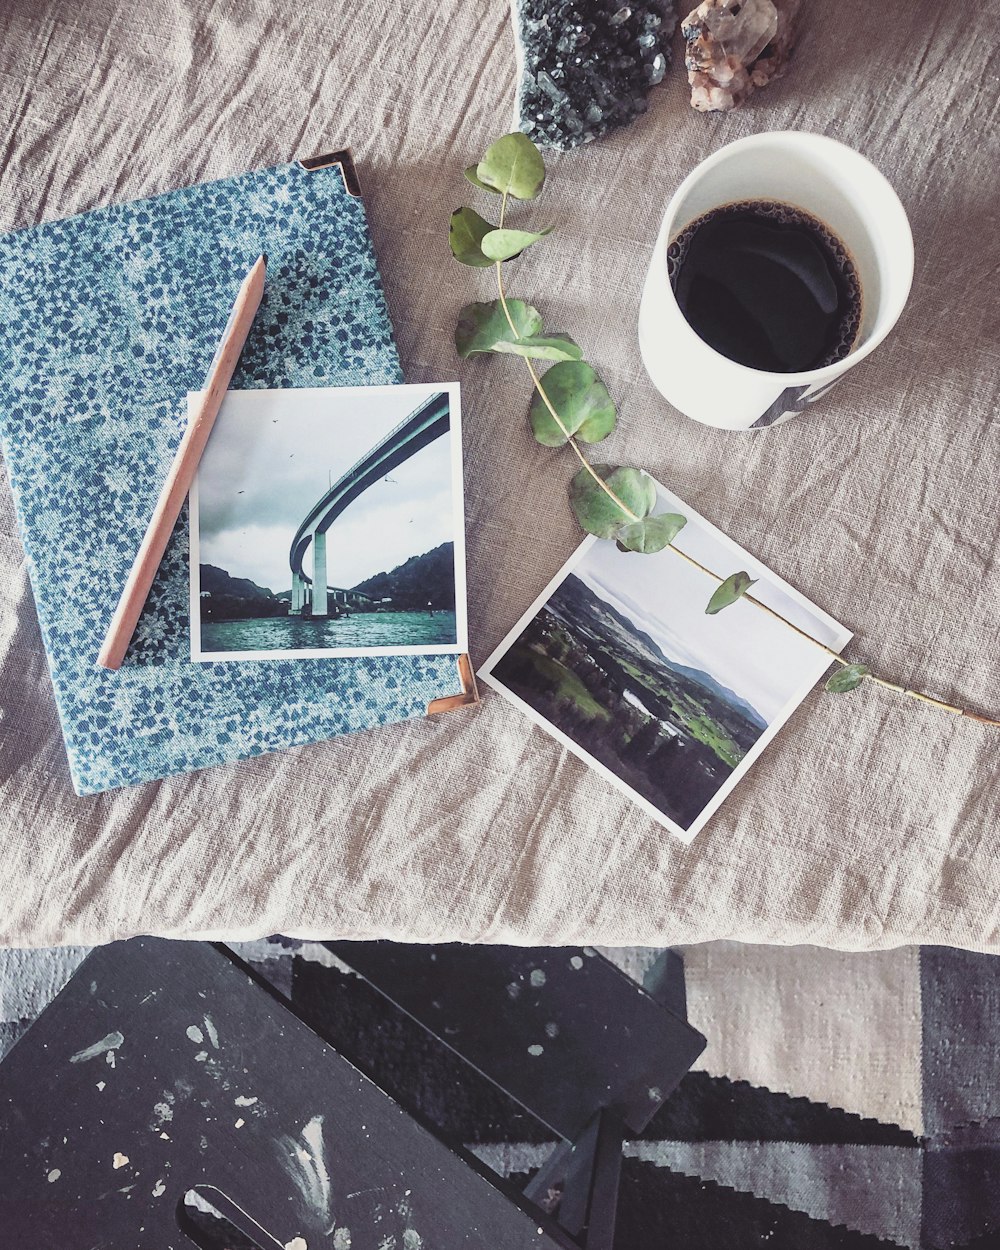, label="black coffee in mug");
[667,200,862,374]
